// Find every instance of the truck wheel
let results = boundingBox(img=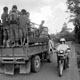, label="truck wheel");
[31,55,41,73]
